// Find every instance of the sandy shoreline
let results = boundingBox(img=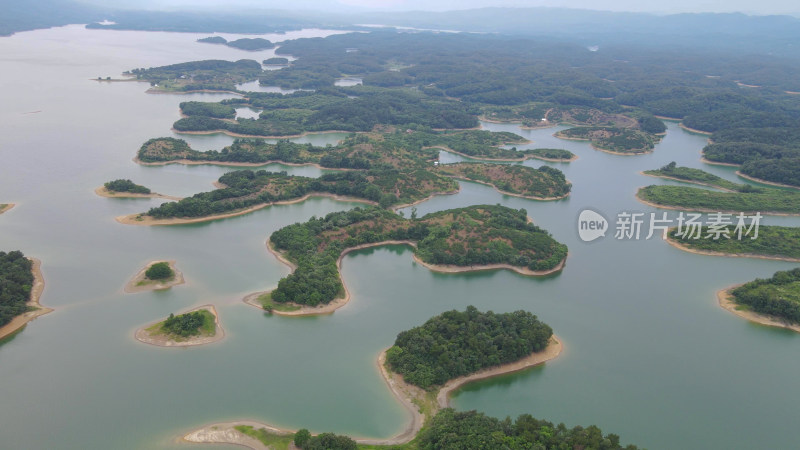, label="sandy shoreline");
[678,123,712,135]
[436,335,562,408]
[182,336,562,448]
[735,171,800,190]
[638,171,736,192]
[590,142,653,156]
[146,88,244,96]
[0,203,15,215]
[554,132,653,156]
[133,156,350,171]
[662,233,800,263]
[245,240,567,317]
[526,153,578,163]
[634,186,800,217]
[124,260,185,293]
[115,193,377,226]
[134,304,225,348]
[717,285,800,333]
[425,145,532,162]
[442,175,570,201]
[0,258,51,341]
[699,157,739,167]
[172,127,352,140]
[94,186,182,201]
